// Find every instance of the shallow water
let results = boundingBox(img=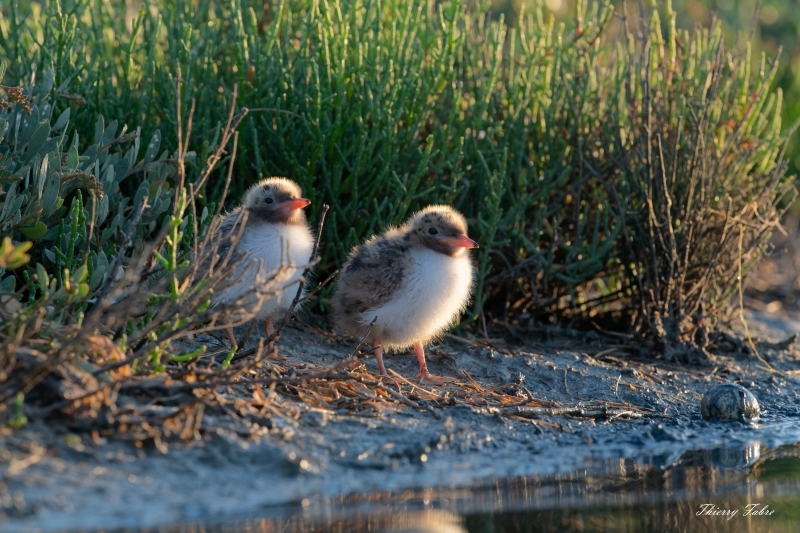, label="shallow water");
[124,442,800,533]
